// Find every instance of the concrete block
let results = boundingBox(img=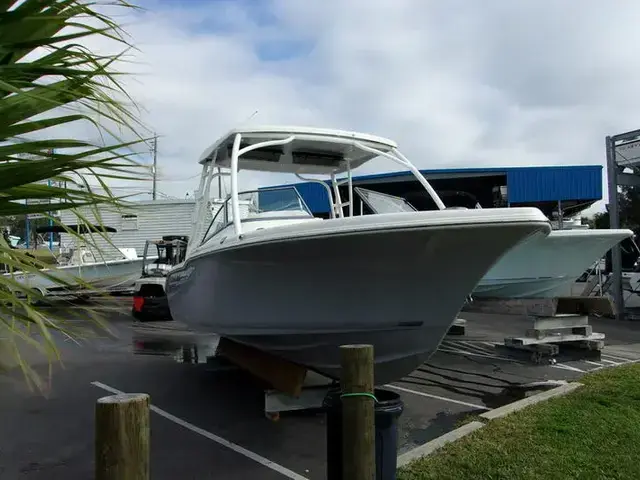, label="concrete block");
[447,317,467,335]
